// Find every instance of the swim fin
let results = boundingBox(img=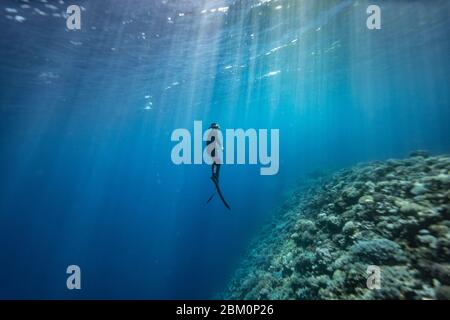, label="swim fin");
[206,193,215,204]
[210,177,231,210]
